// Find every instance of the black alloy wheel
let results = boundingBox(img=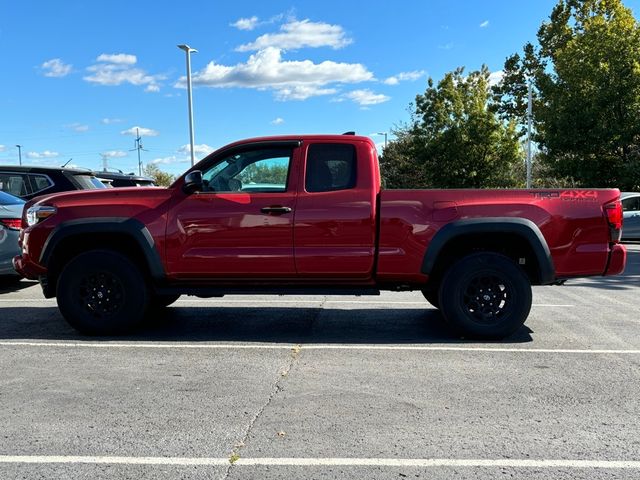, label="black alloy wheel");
[57,249,149,335]
[439,252,532,339]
